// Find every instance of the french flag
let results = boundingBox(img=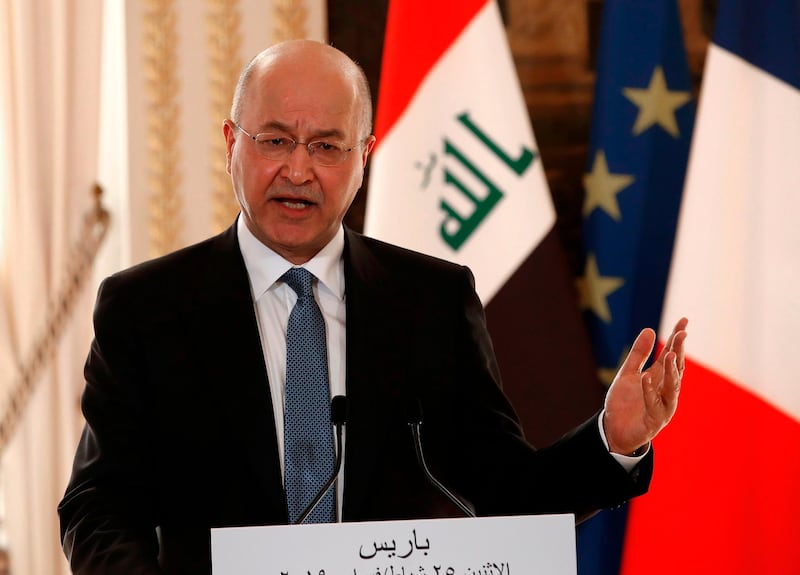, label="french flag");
[621,0,800,573]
